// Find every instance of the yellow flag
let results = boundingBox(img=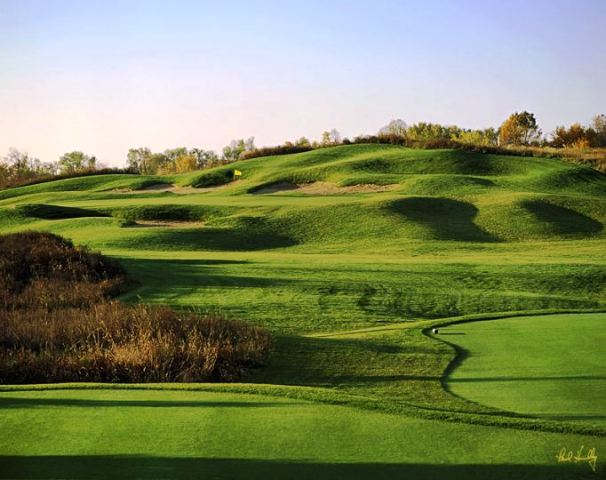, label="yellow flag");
[233,169,242,177]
